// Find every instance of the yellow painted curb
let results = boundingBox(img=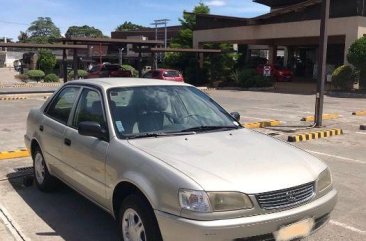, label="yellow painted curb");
[243,120,281,129]
[0,97,27,101]
[352,111,366,116]
[0,149,30,160]
[288,128,343,142]
[301,113,339,122]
